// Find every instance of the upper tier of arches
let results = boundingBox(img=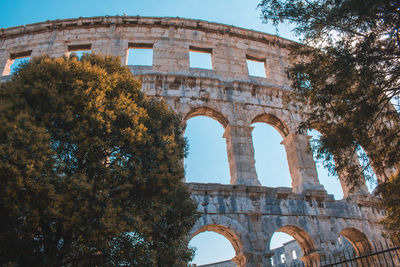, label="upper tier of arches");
[0,16,380,197]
